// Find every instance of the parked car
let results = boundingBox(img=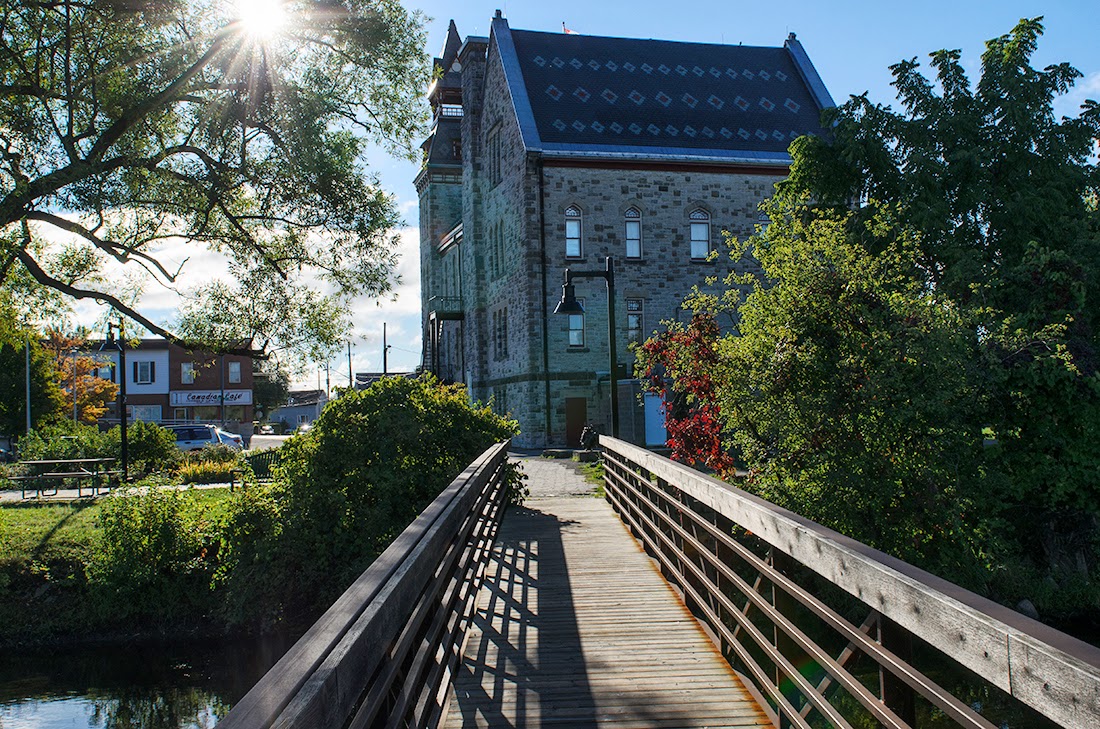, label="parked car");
[258,423,275,435]
[217,429,244,450]
[295,422,313,433]
[169,424,243,452]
